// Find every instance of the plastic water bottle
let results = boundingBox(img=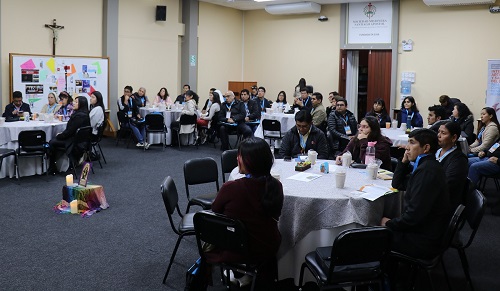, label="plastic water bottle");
[365,141,376,165]
[406,115,412,134]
